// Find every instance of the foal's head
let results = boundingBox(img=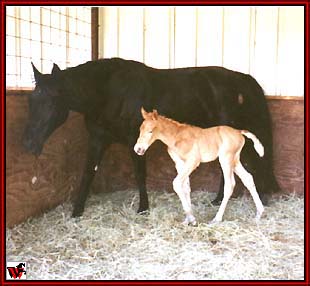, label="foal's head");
[134,107,159,156]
